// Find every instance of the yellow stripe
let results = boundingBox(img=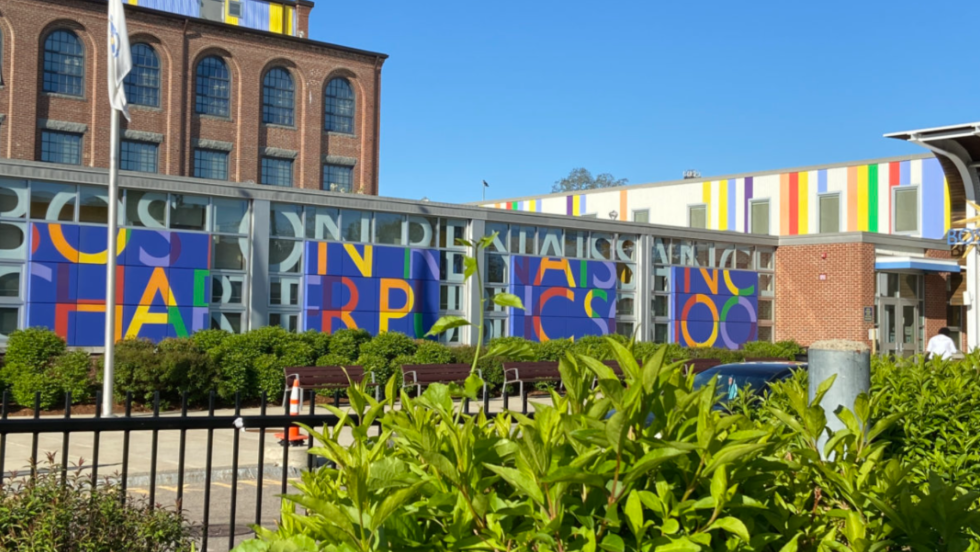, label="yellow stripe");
[269,3,284,34]
[572,195,581,216]
[529,199,536,212]
[128,0,138,4]
[798,172,809,235]
[944,177,951,233]
[702,182,711,229]
[717,181,727,230]
[857,165,868,231]
[285,6,294,35]
[225,0,239,25]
